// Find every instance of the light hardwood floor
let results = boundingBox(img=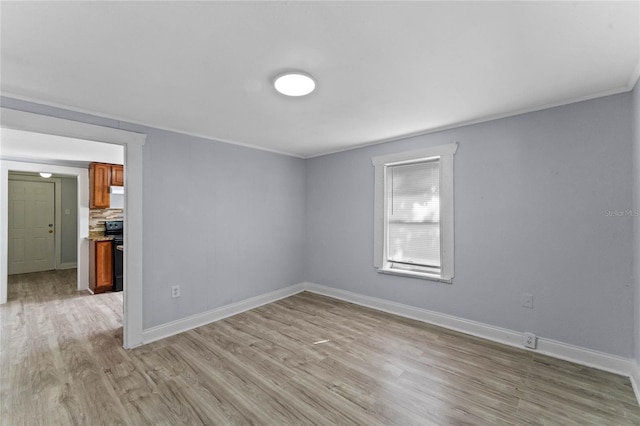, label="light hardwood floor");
[1,270,639,425]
